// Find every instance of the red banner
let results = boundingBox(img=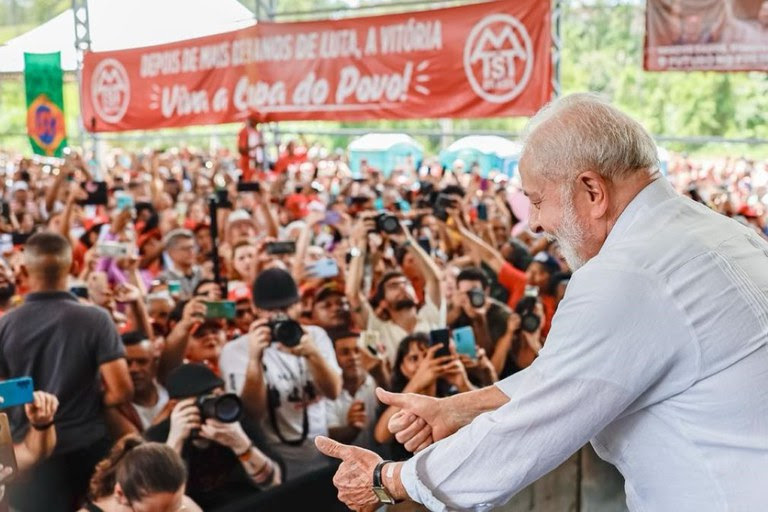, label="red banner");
[645,0,768,71]
[81,0,551,132]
